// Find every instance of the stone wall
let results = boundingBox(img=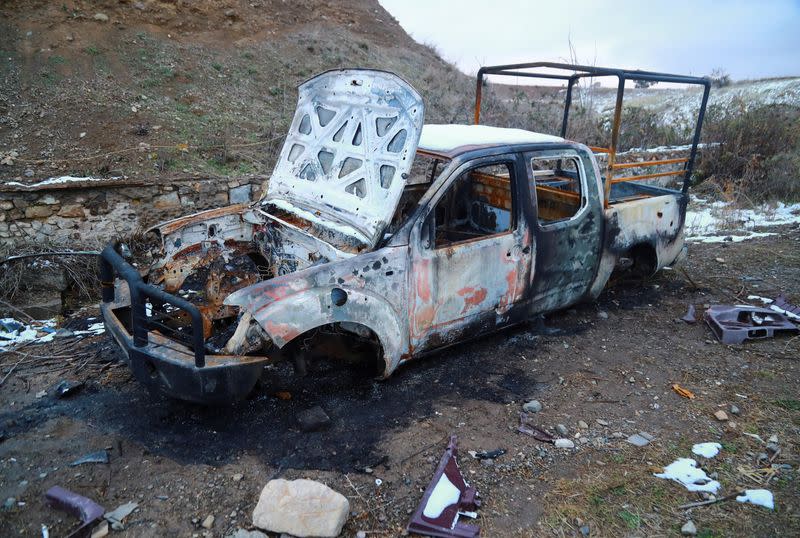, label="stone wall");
[0,175,265,248]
